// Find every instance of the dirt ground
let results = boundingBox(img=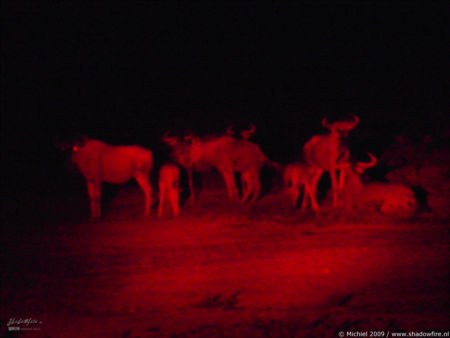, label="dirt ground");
[1,183,449,337]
